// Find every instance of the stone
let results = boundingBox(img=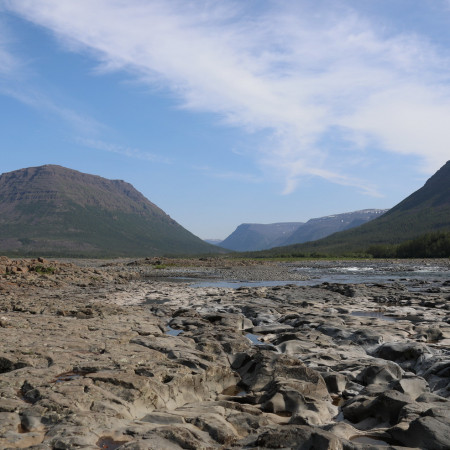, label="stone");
[358,359,403,386]
[373,341,433,371]
[260,379,335,425]
[0,257,449,448]
[21,410,46,432]
[343,390,411,425]
[321,372,347,394]
[251,425,345,450]
[391,415,450,450]
[251,323,294,334]
[393,376,429,400]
